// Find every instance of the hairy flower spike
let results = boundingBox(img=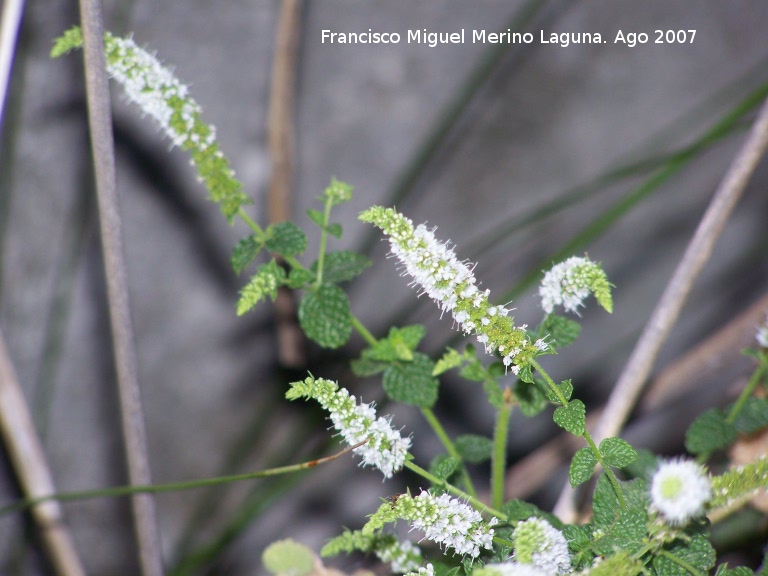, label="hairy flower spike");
[405,564,435,576]
[286,377,410,478]
[51,26,250,221]
[513,518,572,575]
[475,563,548,576]
[360,206,542,374]
[650,459,712,525]
[539,256,613,315]
[757,314,768,348]
[376,490,497,559]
